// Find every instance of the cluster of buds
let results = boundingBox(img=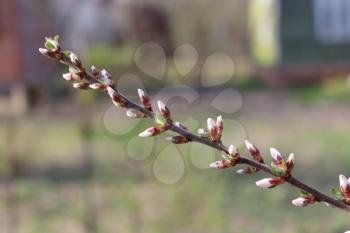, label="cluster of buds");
[209,145,240,169]
[38,35,61,59]
[255,148,295,189]
[292,192,316,207]
[206,116,223,141]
